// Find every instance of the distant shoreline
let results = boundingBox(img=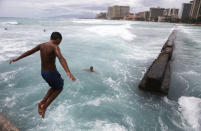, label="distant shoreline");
[94,18,201,26]
[1,17,201,27]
